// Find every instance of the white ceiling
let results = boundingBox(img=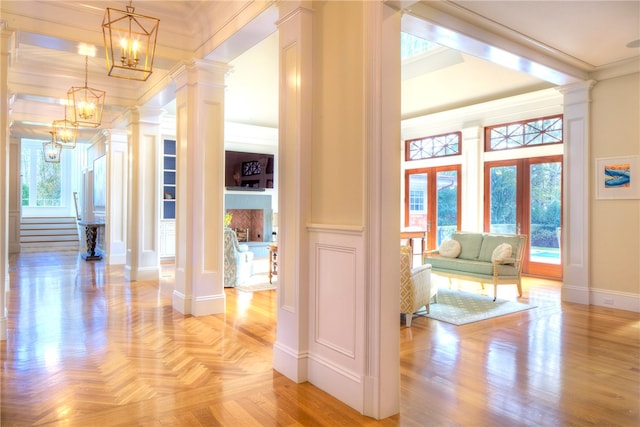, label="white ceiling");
[1,1,639,142]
